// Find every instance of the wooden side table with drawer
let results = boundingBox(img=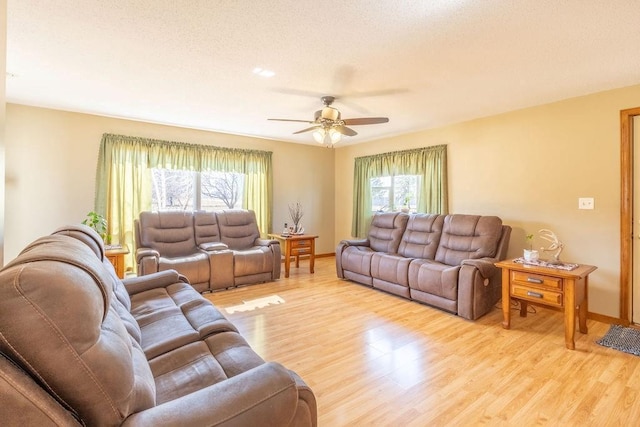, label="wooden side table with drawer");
[496,259,597,350]
[105,244,130,279]
[267,234,318,278]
